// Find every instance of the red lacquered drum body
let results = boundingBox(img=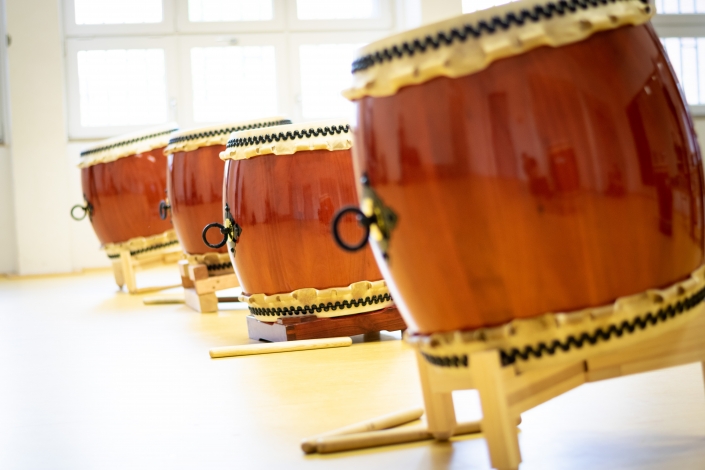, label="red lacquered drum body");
[77,125,177,248]
[219,121,391,321]
[164,119,290,256]
[348,14,705,334]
